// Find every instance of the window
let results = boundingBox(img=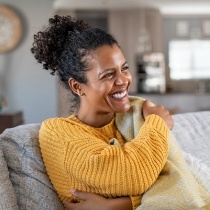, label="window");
[169,40,210,79]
